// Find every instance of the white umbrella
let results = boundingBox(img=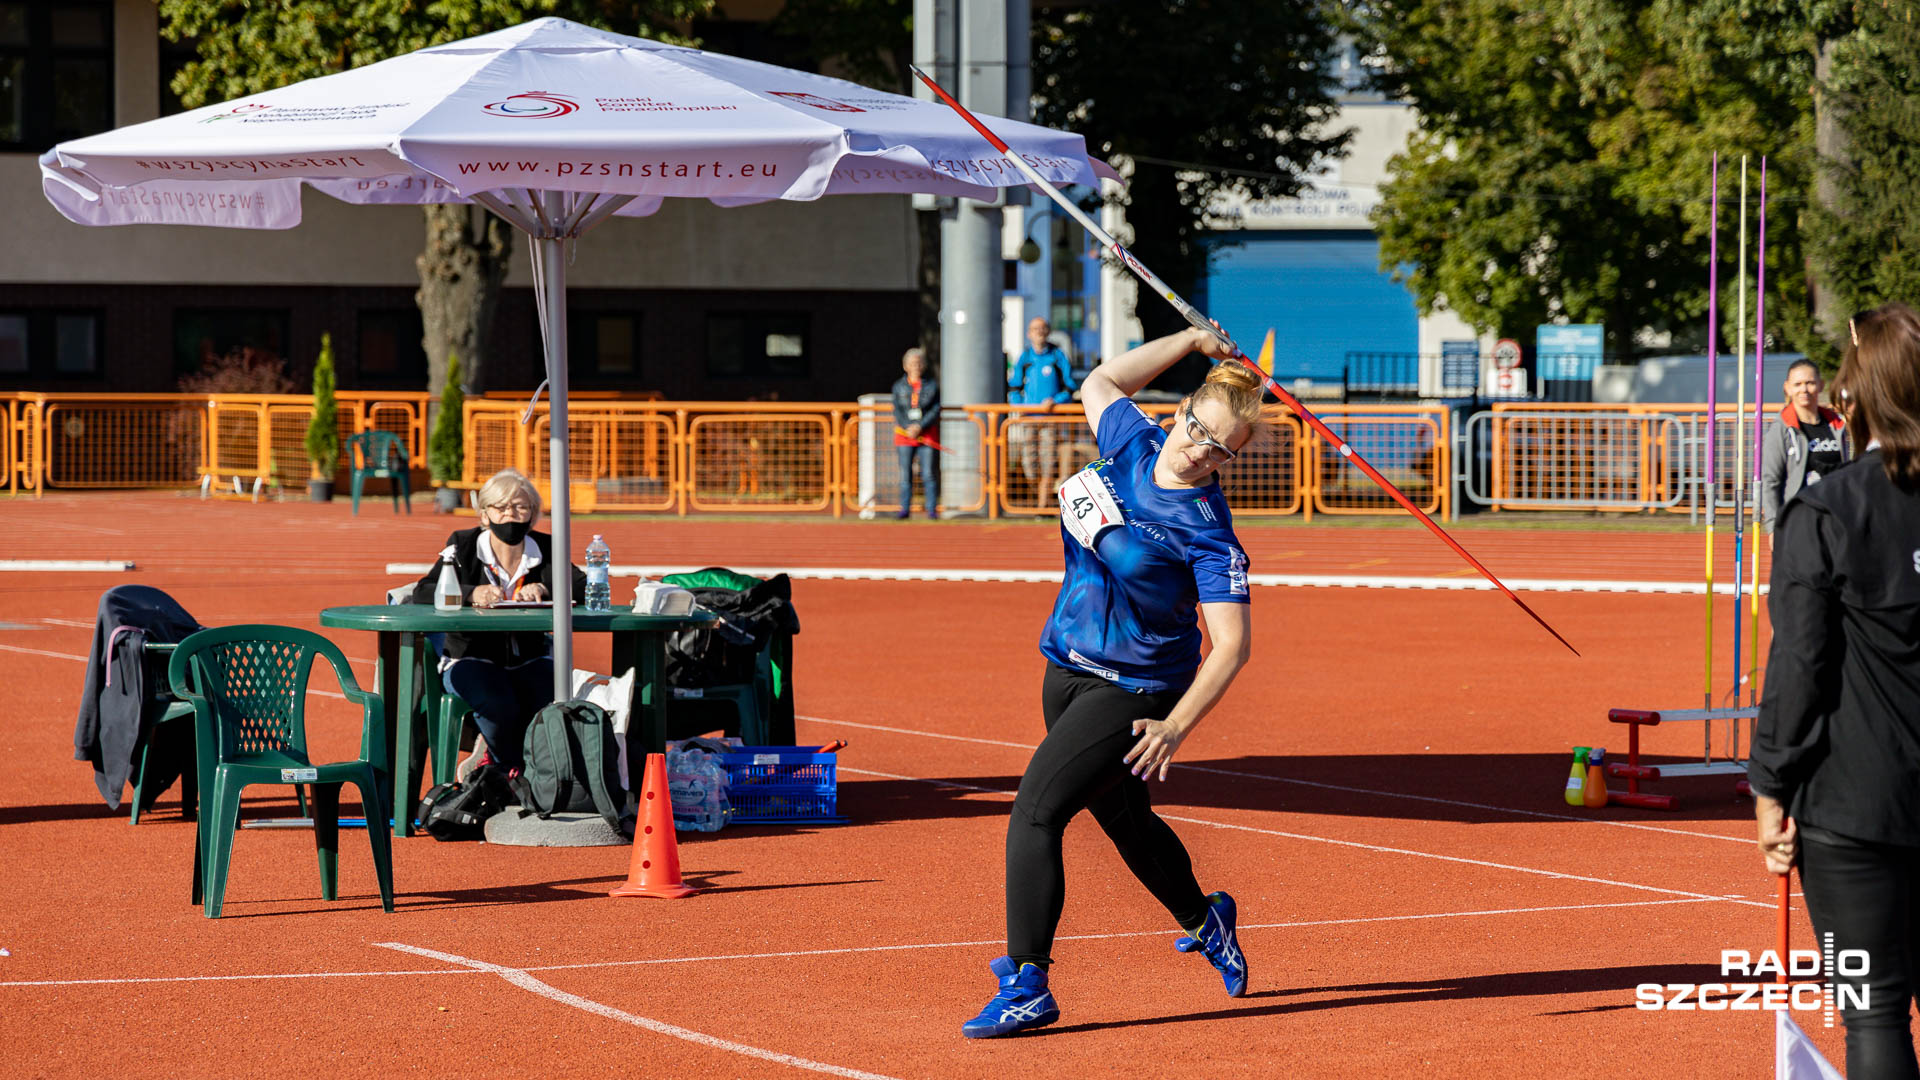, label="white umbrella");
[41,16,1112,698]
